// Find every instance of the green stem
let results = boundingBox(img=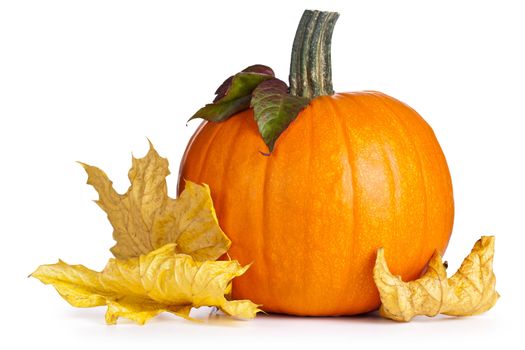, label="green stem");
[289,10,339,99]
